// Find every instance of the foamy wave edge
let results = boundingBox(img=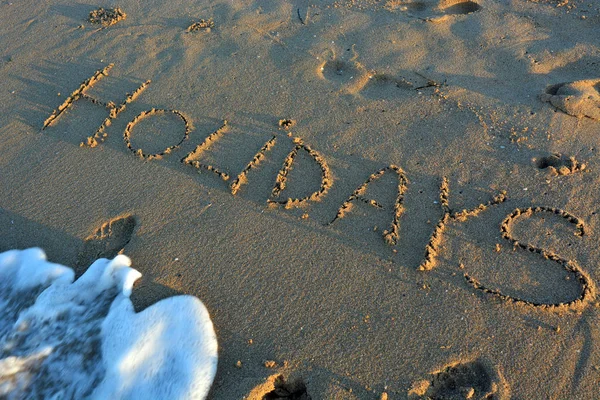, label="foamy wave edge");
[0,248,218,400]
